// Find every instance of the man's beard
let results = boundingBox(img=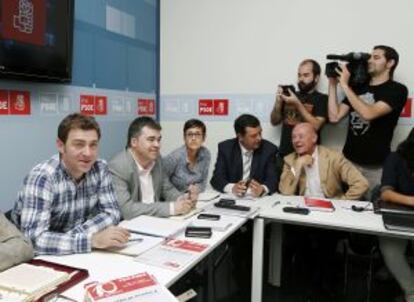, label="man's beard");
[298,80,317,94]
